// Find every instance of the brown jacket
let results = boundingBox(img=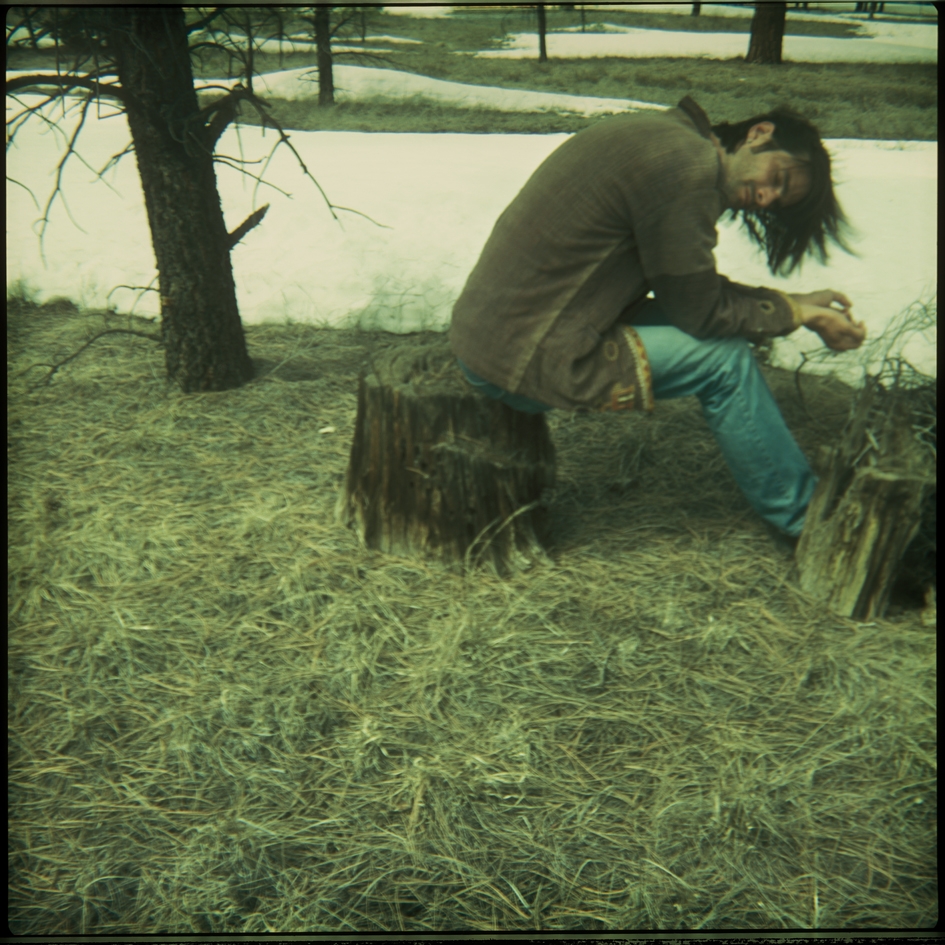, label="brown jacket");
[449,96,803,412]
